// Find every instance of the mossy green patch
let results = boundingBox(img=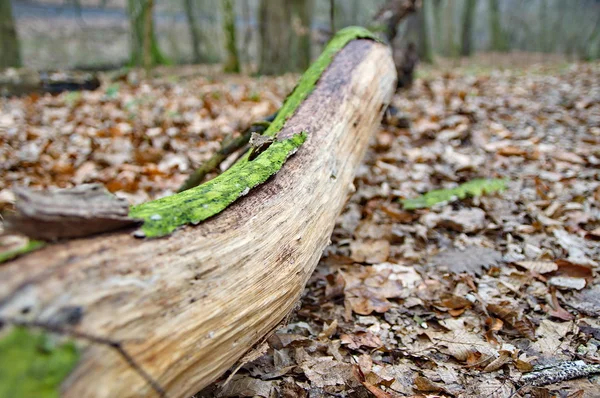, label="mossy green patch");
[130,133,306,237]
[0,240,45,264]
[0,327,79,398]
[401,178,508,210]
[131,27,379,238]
[262,26,379,138]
